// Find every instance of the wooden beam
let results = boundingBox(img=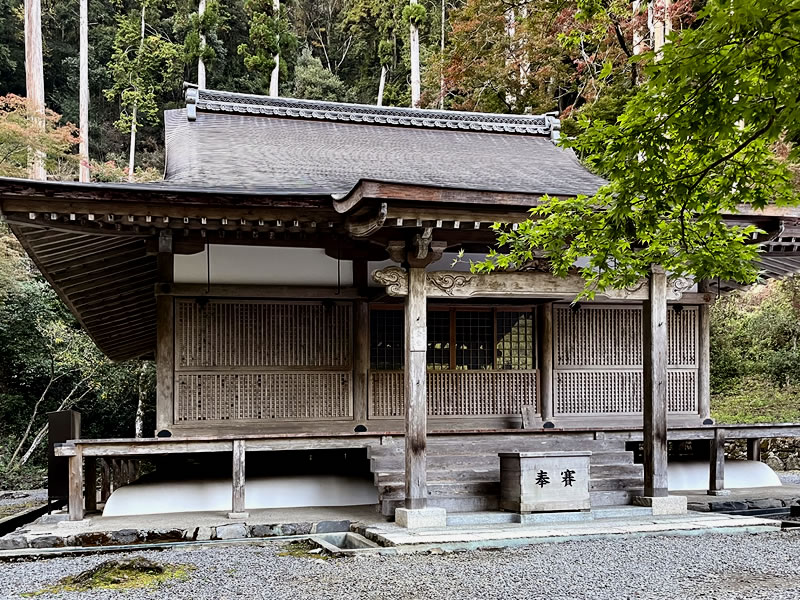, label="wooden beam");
[231,439,247,516]
[353,300,369,425]
[163,283,363,299]
[156,231,174,433]
[643,265,669,498]
[68,446,84,520]
[708,428,728,495]
[697,280,712,422]
[537,302,554,423]
[404,267,428,510]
